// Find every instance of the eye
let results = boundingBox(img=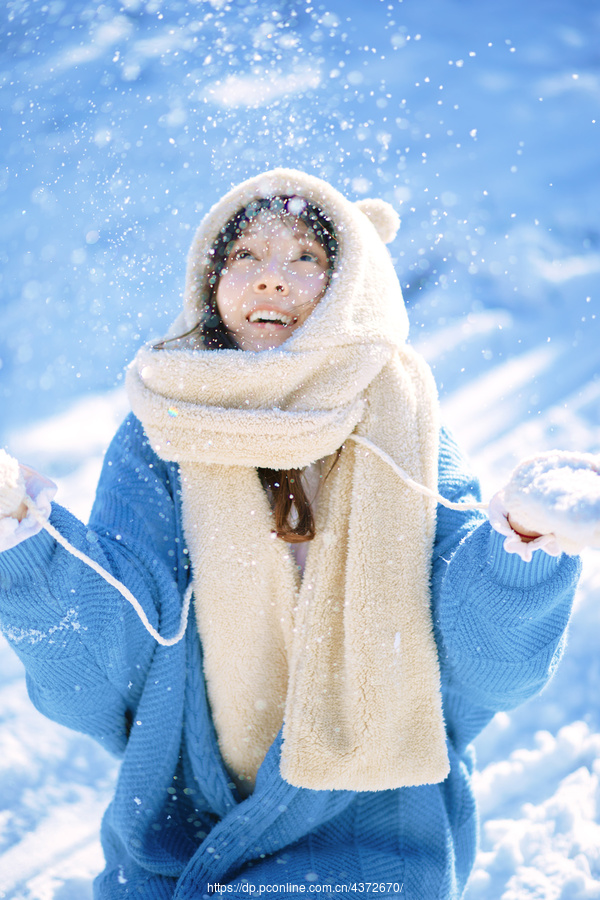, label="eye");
[297,251,319,263]
[232,248,255,261]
